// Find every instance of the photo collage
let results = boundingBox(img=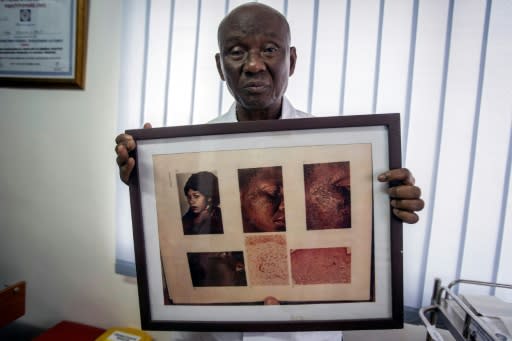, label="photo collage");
[152,144,373,304]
